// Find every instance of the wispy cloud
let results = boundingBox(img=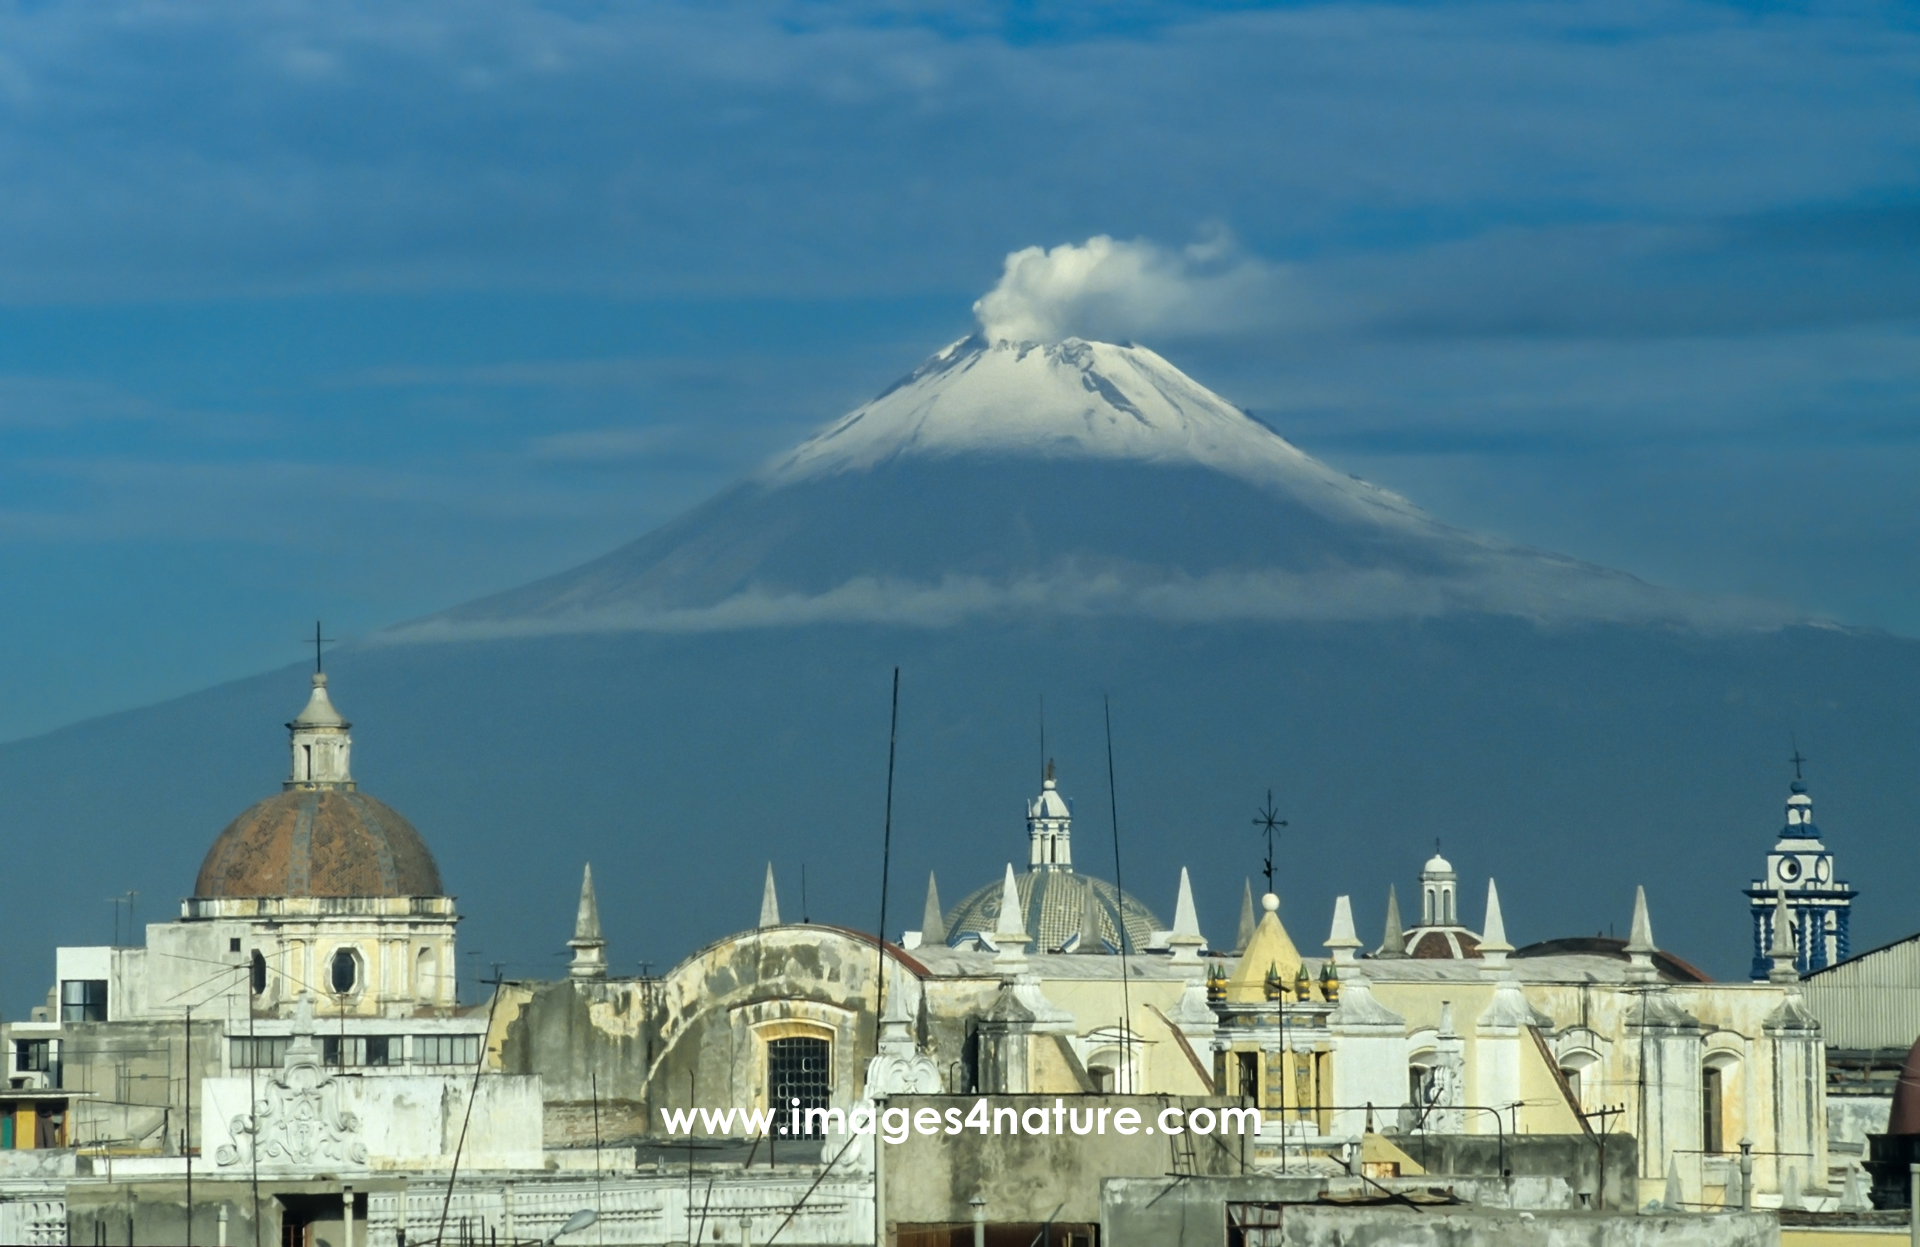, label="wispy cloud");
[377,560,1800,645]
[0,1,1912,302]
